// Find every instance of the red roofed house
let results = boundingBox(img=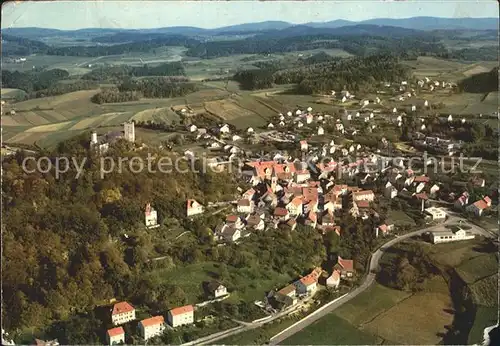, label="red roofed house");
[111,301,136,325]
[293,272,318,295]
[107,327,125,345]
[274,207,290,221]
[375,224,394,238]
[187,199,204,217]
[286,196,304,216]
[275,284,298,306]
[138,316,165,340]
[305,211,317,228]
[466,196,492,216]
[324,196,343,213]
[413,175,430,183]
[167,305,194,328]
[326,269,341,289]
[334,257,355,279]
